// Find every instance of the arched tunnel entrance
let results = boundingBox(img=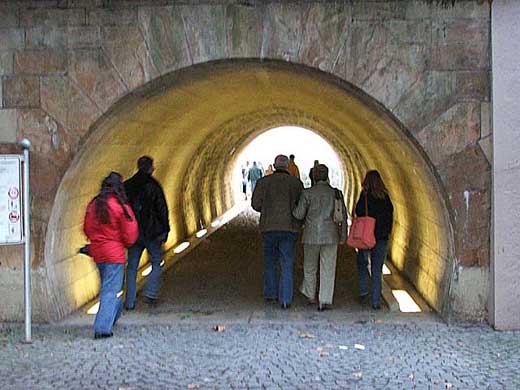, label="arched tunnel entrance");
[44,60,453,319]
